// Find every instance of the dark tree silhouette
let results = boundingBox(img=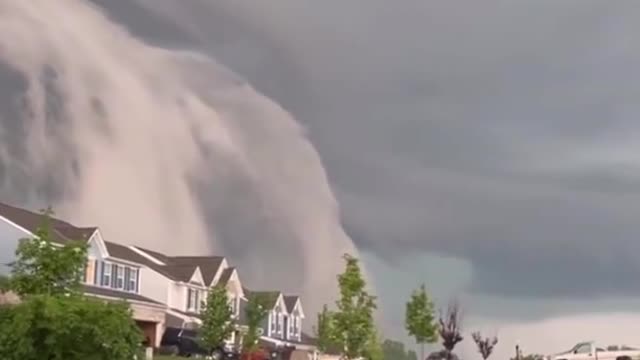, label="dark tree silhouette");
[472,331,498,360]
[438,301,463,359]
